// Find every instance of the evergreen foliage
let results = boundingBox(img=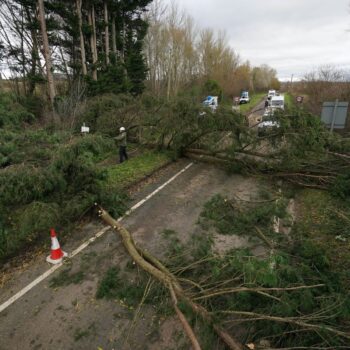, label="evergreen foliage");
[141,193,350,347]
[0,126,127,261]
[0,0,151,97]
